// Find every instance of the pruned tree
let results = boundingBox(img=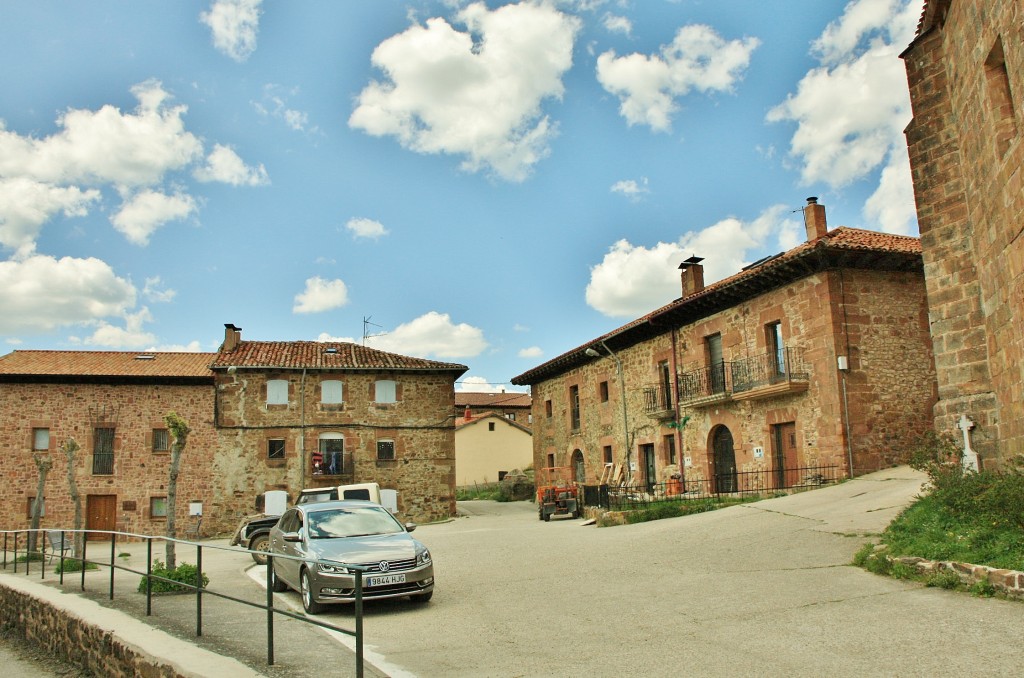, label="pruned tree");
[164,412,190,569]
[62,438,83,557]
[29,451,53,552]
